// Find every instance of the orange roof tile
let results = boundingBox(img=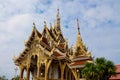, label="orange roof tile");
[110,65,120,80]
[110,74,120,80]
[59,43,65,49]
[70,60,86,66]
[116,65,120,73]
[53,51,63,57]
[73,55,88,58]
[72,56,92,61]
